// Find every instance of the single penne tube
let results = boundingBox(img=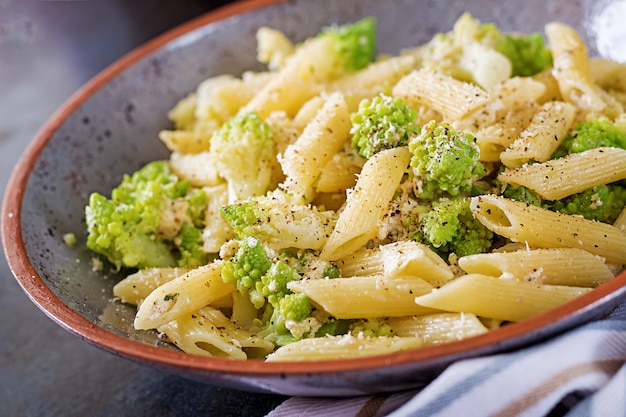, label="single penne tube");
[387,313,489,345]
[265,334,423,362]
[392,68,490,120]
[158,128,215,154]
[414,273,591,322]
[328,54,417,93]
[545,22,606,113]
[134,262,234,330]
[498,147,626,200]
[470,194,626,264]
[320,147,411,260]
[458,248,615,287]
[475,105,538,162]
[287,276,438,319]
[500,100,577,168]
[158,306,274,360]
[280,92,352,200]
[337,241,453,284]
[589,58,626,92]
[113,267,191,306]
